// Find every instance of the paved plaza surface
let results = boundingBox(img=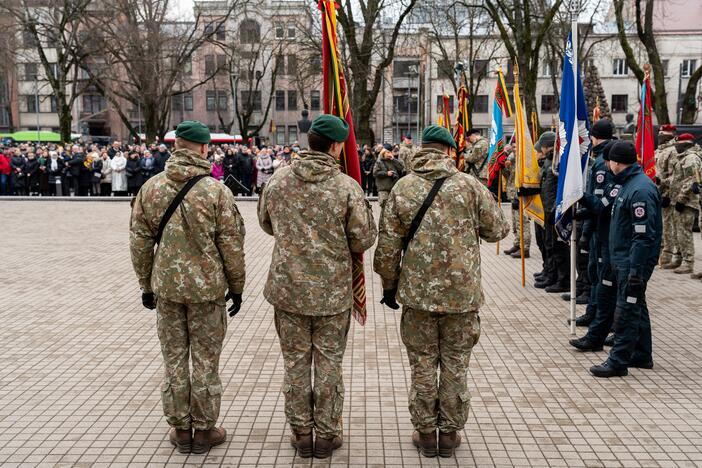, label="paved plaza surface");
[1,200,702,468]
